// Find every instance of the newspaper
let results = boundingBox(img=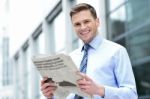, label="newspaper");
[32,53,91,99]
